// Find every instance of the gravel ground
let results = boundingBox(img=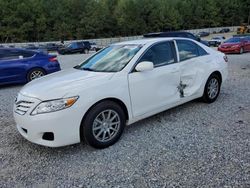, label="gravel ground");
[0,52,250,188]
